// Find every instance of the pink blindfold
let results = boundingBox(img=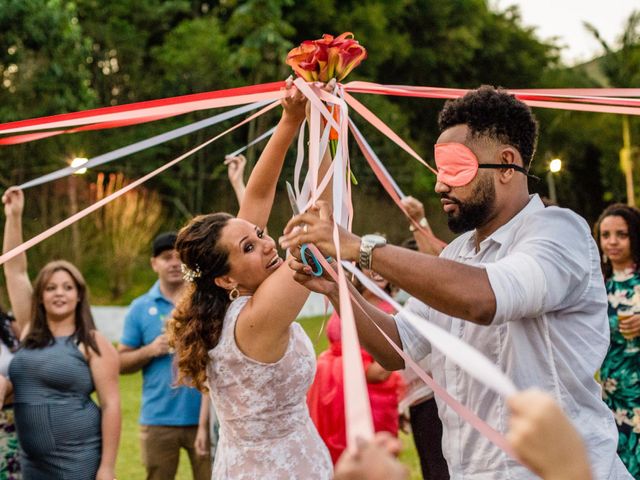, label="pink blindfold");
[434,143,537,187]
